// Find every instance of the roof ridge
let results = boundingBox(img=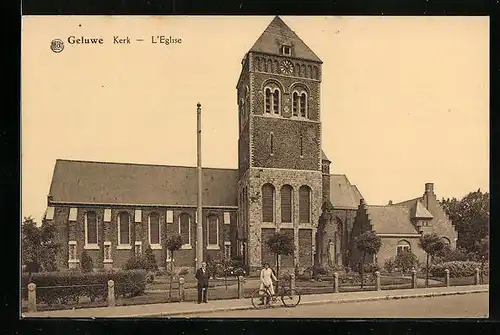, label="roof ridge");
[55,159,238,171]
